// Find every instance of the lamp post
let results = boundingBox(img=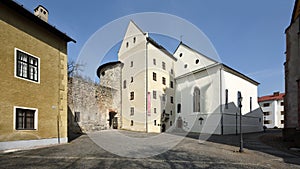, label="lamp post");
[237,91,243,153]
